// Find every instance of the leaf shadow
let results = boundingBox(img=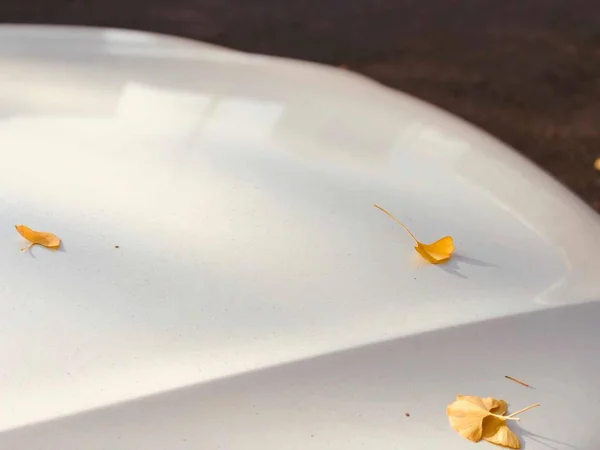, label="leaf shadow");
[437,253,498,279]
[453,254,497,267]
[438,260,468,278]
[511,424,582,450]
